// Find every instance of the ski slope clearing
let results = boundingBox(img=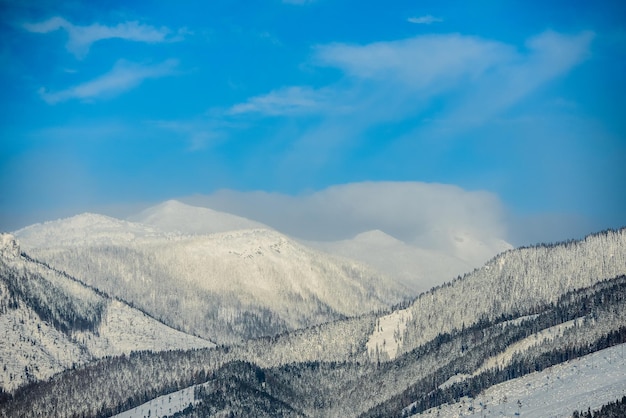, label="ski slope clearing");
[112,384,199,418]
[366,306,413,360]
[414,343,626,417]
